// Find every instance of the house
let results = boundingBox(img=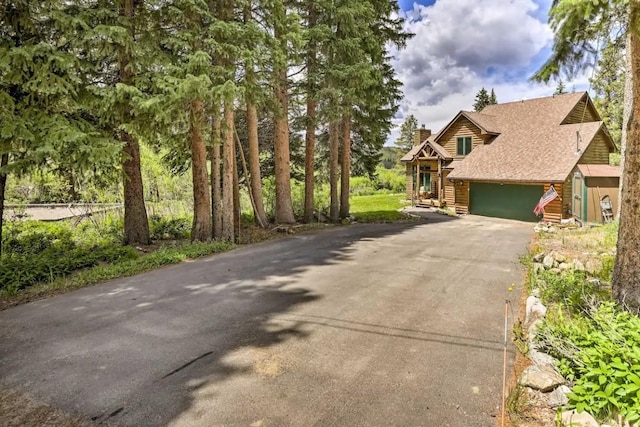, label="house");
[401,92,618,223]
